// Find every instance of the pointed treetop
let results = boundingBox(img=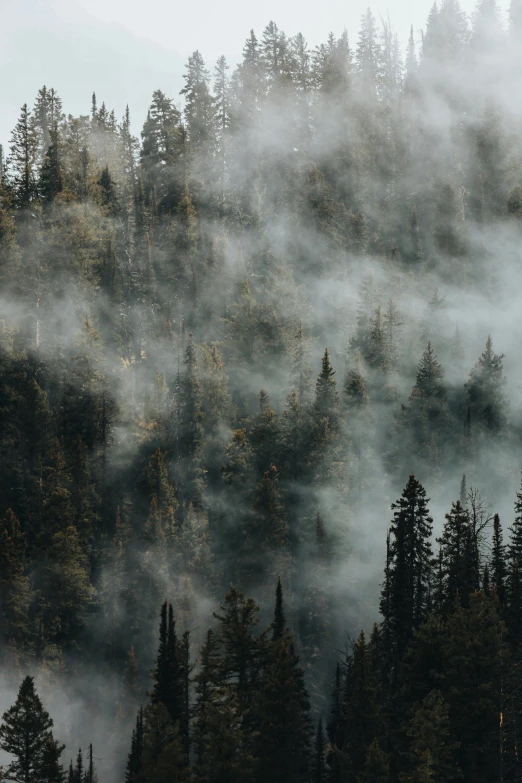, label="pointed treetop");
[272,577,286,640]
